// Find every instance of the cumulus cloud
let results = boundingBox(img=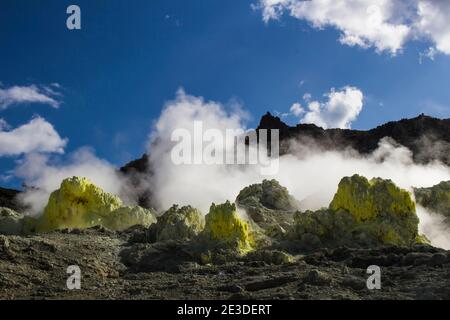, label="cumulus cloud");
[0,117,67,157]
[419,46,437,63]
[254,0,450,56]
[416,0,450,55]
[293,86,364,129]
[289,102,304,117]
[0,84,61,110]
